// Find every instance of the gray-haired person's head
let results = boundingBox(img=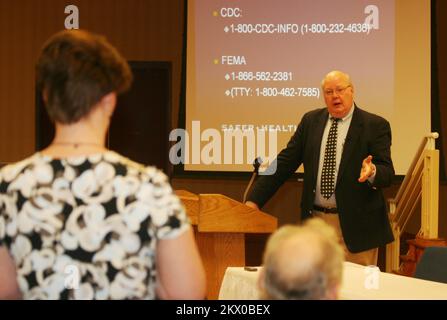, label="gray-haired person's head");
[259,218,344,300]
